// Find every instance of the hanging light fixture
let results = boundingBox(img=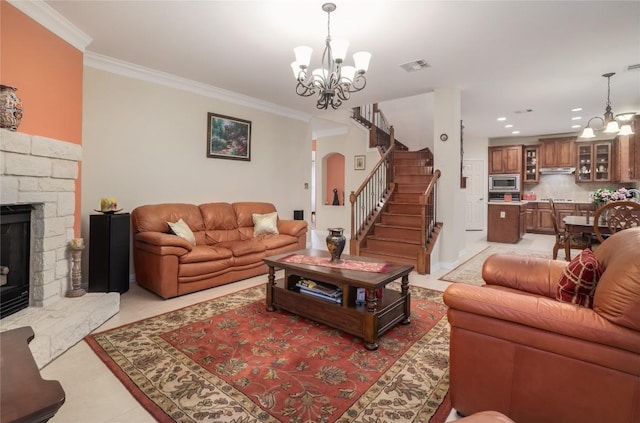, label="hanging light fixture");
[580,72,635,138]
[291,3,371,110]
